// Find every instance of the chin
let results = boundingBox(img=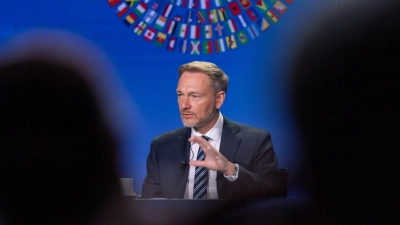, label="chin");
[183,123,198,128]
[182,120,198,128]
